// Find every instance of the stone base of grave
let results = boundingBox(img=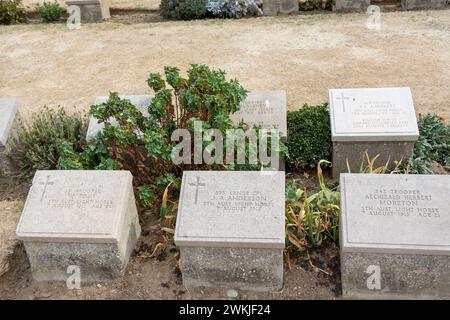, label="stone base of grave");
[179,247,283,292]
[65,0,110,23]
[263,0,299,16]
[17,170,142,283]
[341,252,450,299]
[401,0,447,9]
[23,218,140,282]
[332,141,414,179]
[333,0,370,11]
